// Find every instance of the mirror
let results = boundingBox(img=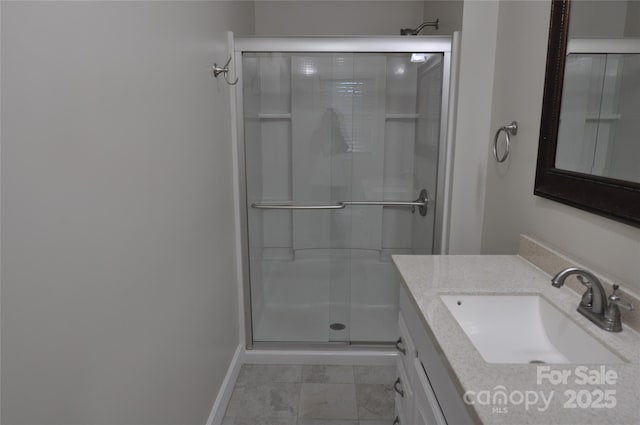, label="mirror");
[535,0,640,227]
